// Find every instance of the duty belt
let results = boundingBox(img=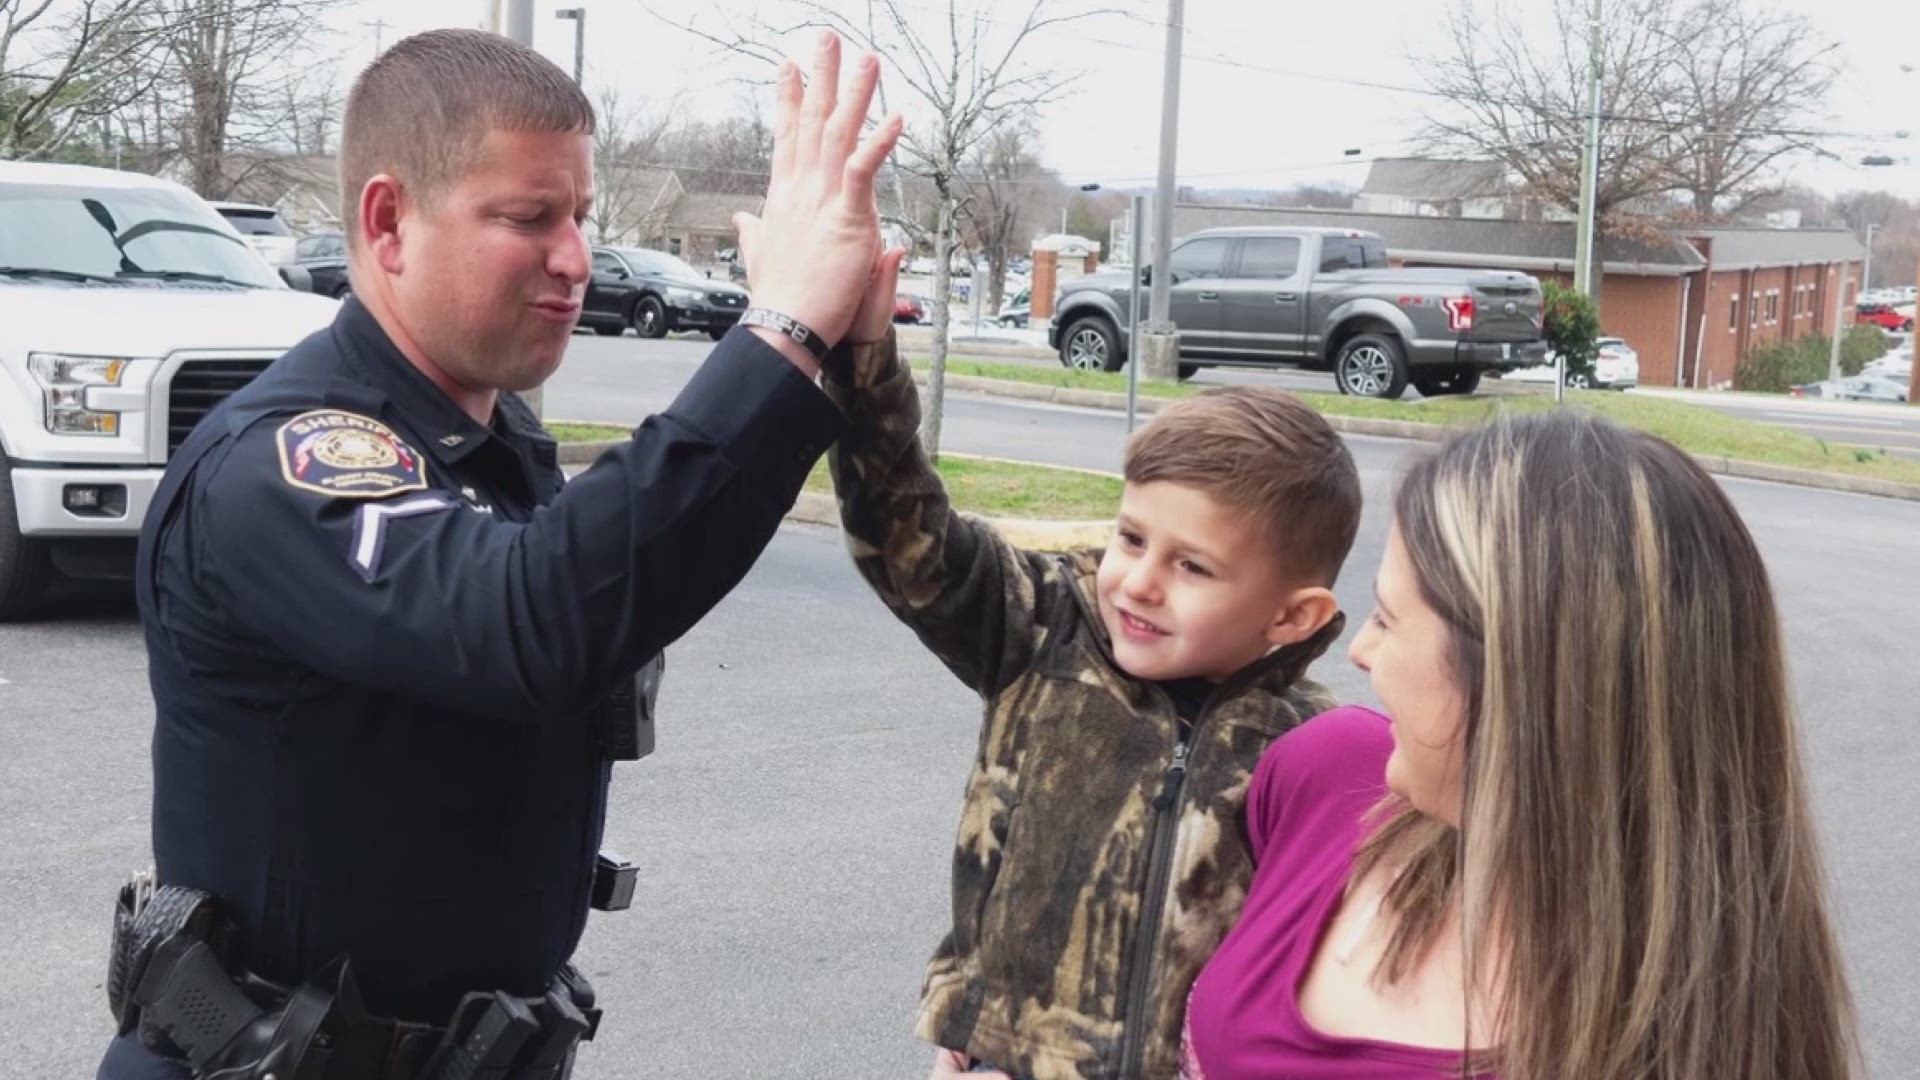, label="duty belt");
[108,878,599,1080]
